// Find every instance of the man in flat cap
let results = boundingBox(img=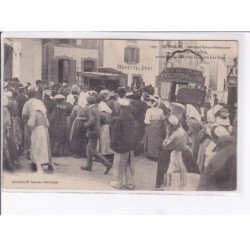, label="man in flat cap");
[81,95,112,174]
